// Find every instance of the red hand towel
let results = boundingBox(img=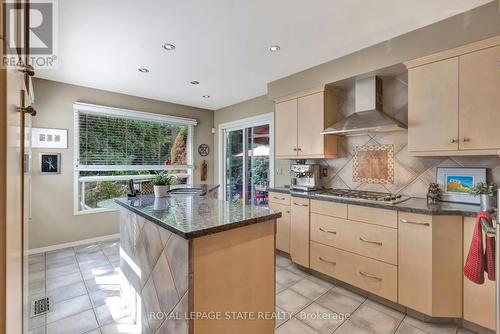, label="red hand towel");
[464,212,488,284]
[483,212,496,281]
